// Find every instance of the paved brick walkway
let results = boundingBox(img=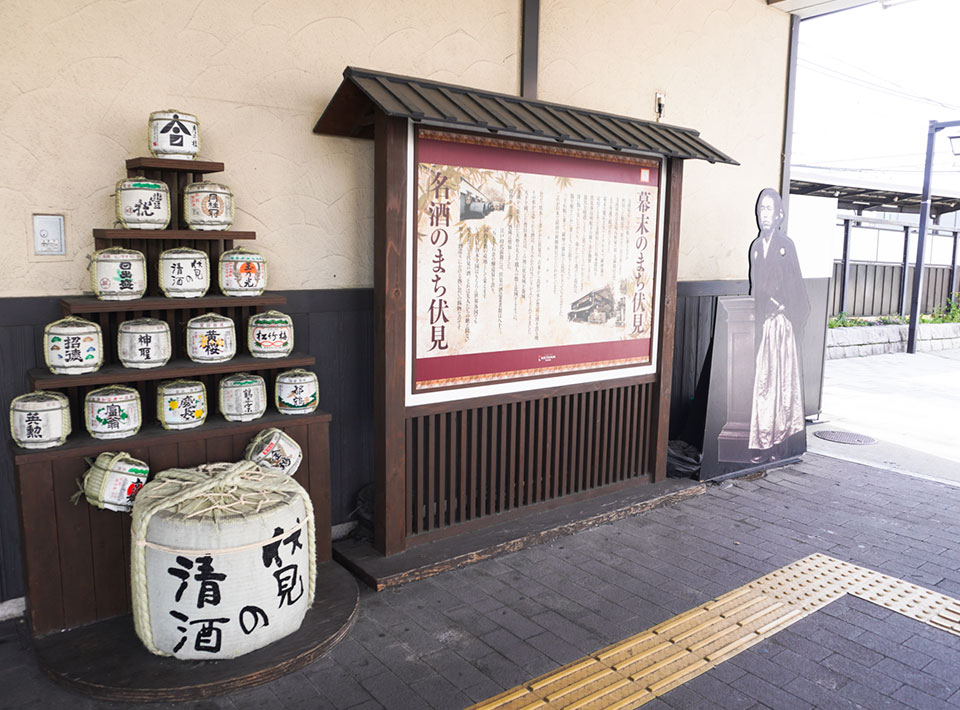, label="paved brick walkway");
[6,452,960,709]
